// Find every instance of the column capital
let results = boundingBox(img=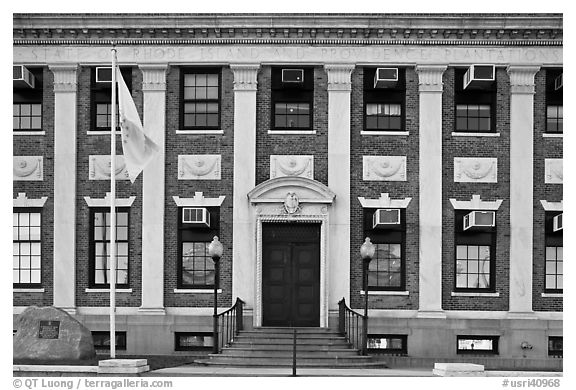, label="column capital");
[415,64,447,93]
[48,64,78,93]
[138,64,168,92]
[230,64,260,91]
[324,63,355,92]
[507,65,541,94]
